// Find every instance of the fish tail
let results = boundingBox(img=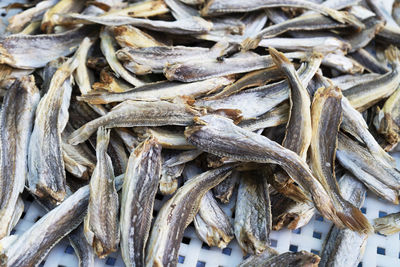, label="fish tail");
[337,204,373,234]
[68,123,97,145]
[240,37,260,51]
[96,126,111,152]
